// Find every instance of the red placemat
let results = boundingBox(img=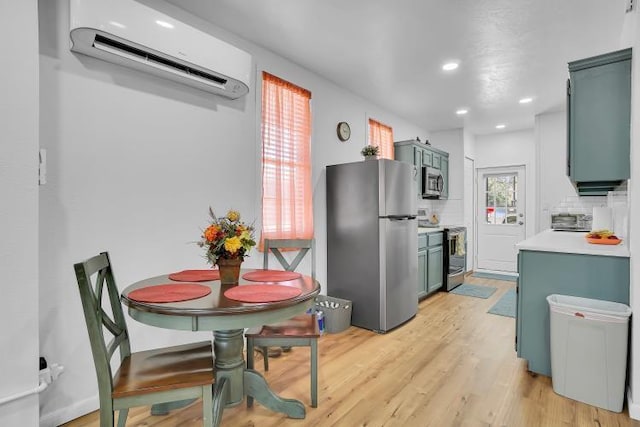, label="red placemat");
[224,284,302,303]
[168,269,220,282]
[242,270,302,282]
[128,284,211,303]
